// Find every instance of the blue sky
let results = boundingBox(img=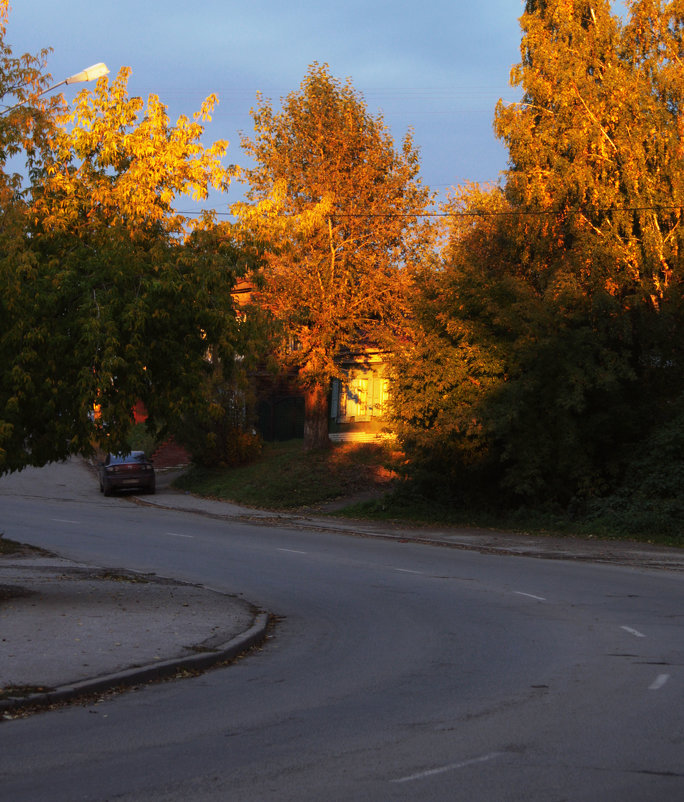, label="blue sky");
[6,1,528,212]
